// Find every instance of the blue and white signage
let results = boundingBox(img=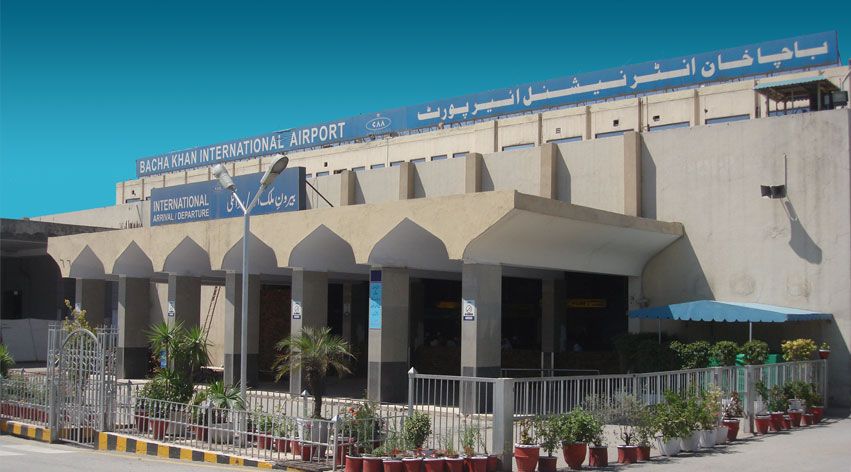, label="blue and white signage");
[369,270,382,330]
[136,32,839,177]
[150,167,305,226]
